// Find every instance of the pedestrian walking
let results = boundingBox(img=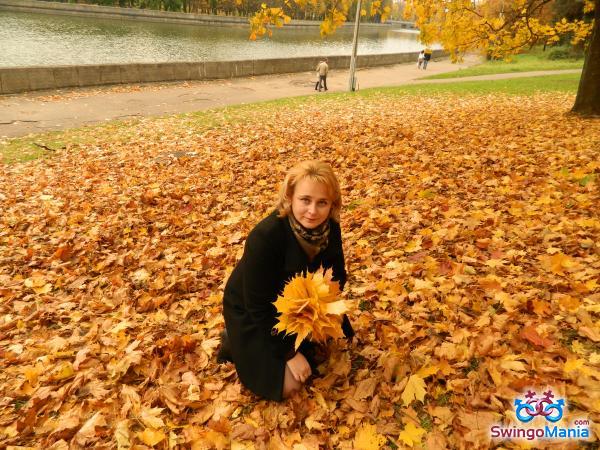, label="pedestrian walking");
[417,50,425,69]
[315,58,329,91]
[423,48,432,70]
